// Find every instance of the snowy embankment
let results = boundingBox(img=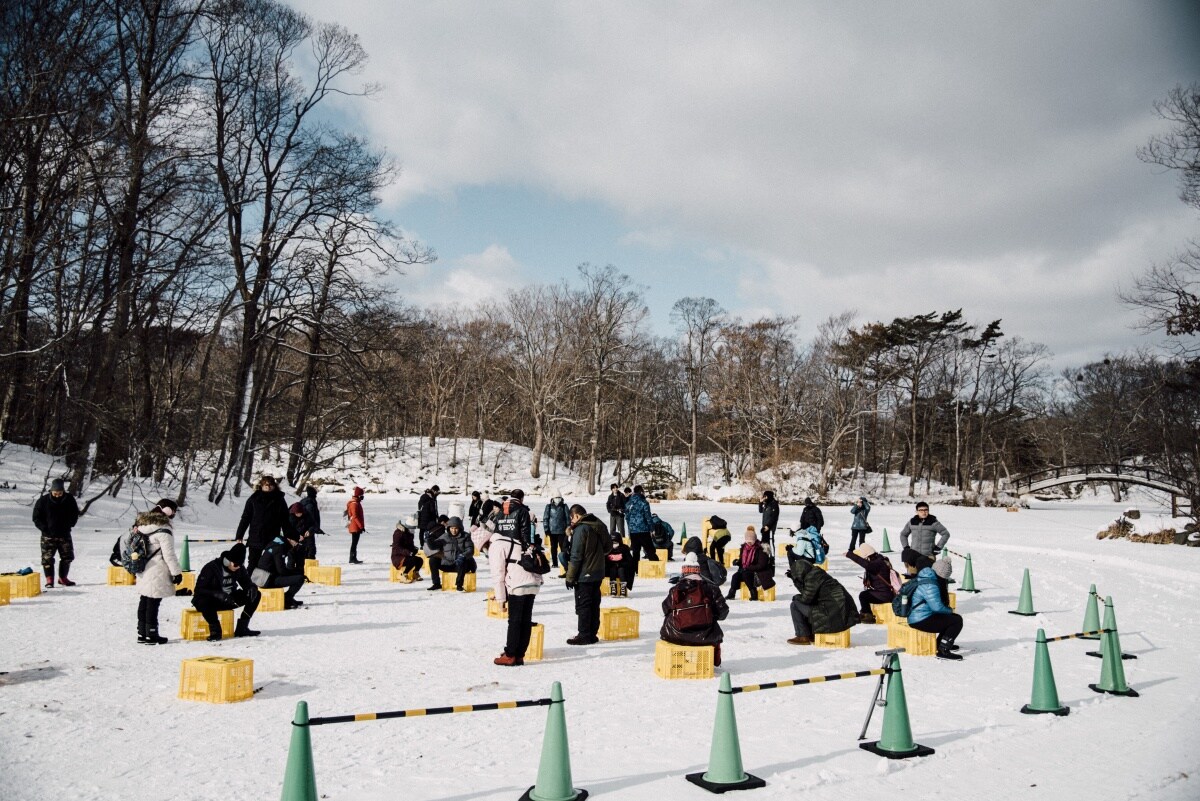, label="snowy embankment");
[0,442,1196,801]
